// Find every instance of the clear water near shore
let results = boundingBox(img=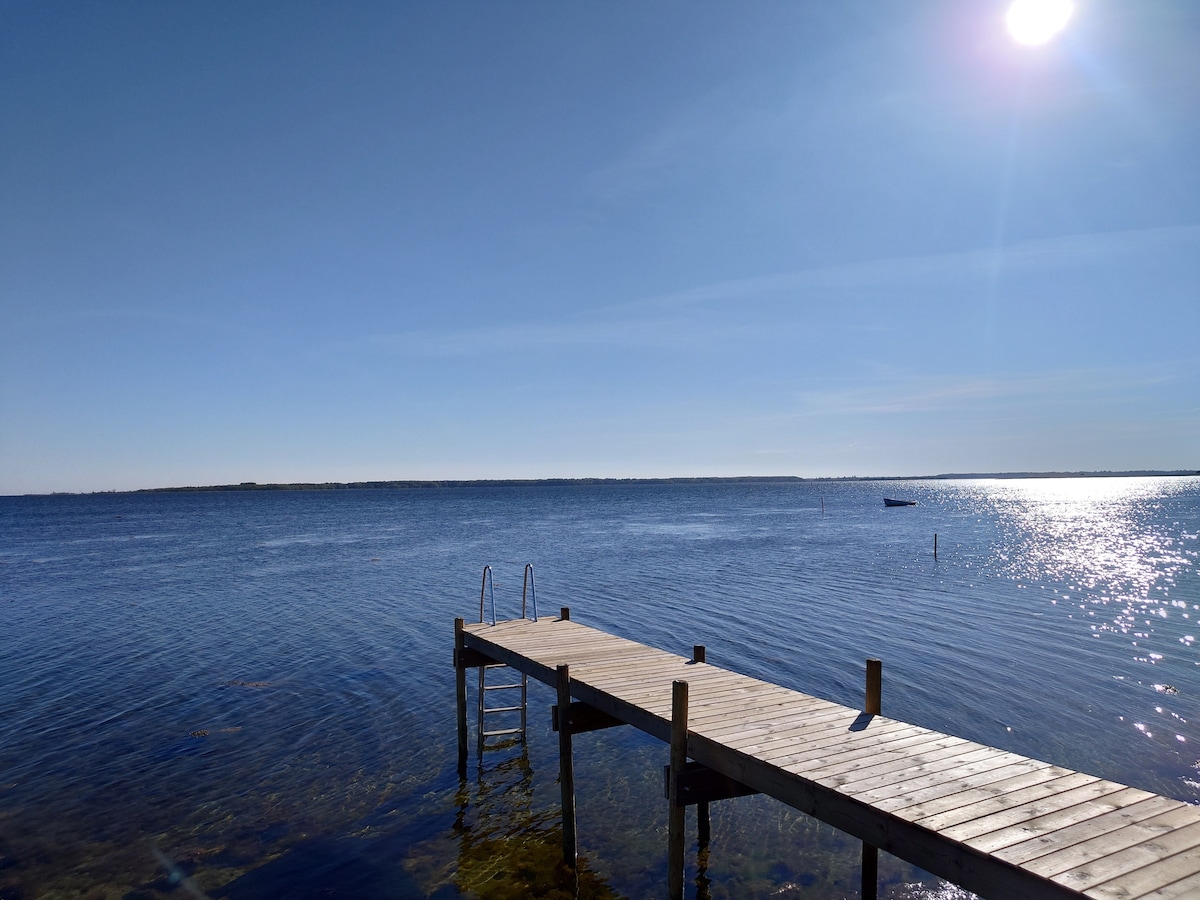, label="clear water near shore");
[1,477,1198,898]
